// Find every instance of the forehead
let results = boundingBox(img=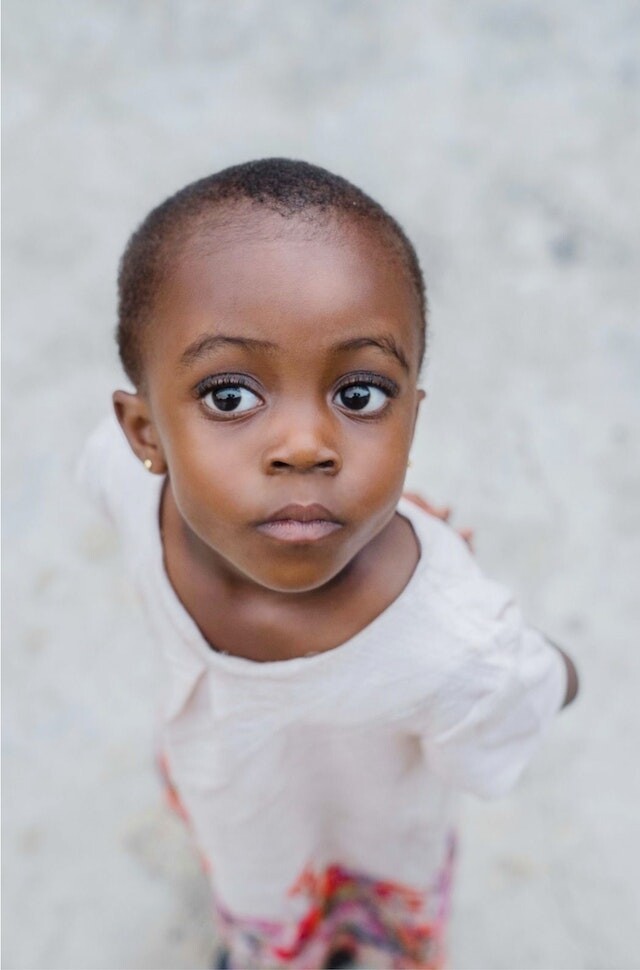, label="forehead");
[146,208,422,375]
